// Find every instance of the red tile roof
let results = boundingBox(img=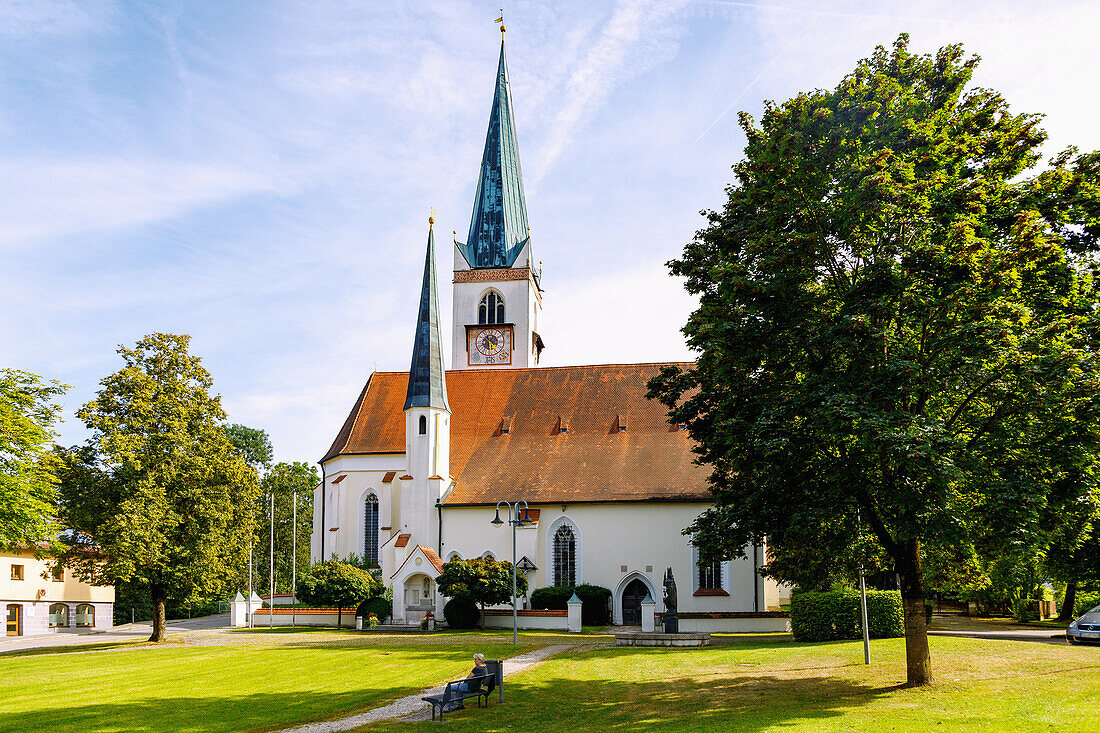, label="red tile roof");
[394,533,411,548]
[322,363,710,505]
